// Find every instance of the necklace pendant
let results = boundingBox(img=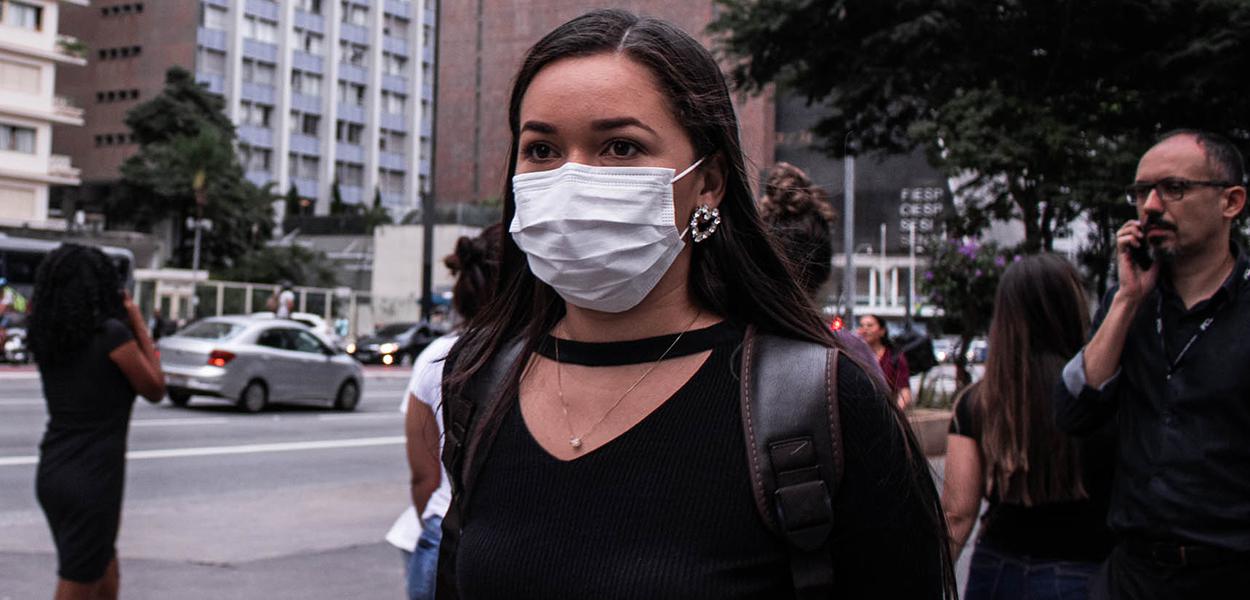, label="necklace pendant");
[569,437,583,449]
